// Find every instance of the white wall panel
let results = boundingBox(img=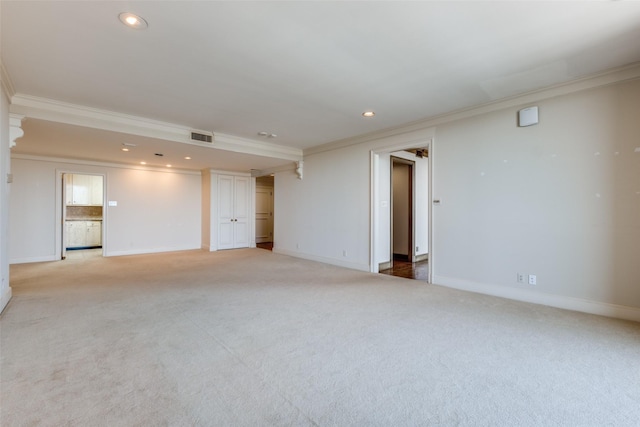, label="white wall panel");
[9,158,201,262]
[432,80,640,309]
[0,74,12,312]
[275,78,640,316]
